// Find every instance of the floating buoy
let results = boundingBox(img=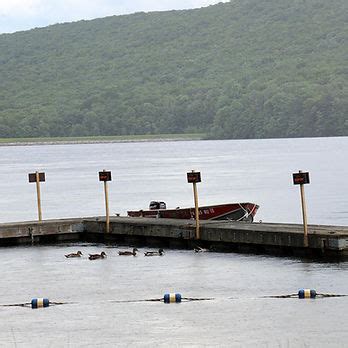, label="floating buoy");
[31,298,50,309]
[163,293,182,303]
[298,289,316,299]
